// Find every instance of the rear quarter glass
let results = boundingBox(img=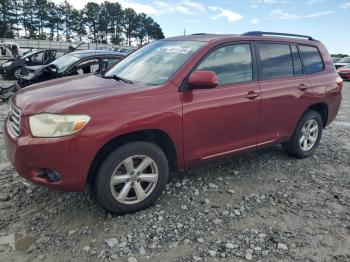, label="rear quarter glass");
[298,45,324,74]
